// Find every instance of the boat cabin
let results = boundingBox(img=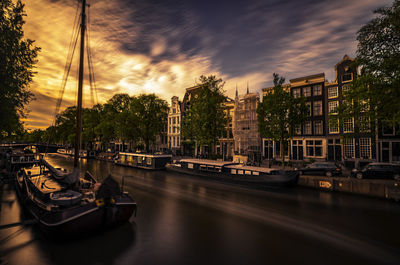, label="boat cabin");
[116,152,172,170]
